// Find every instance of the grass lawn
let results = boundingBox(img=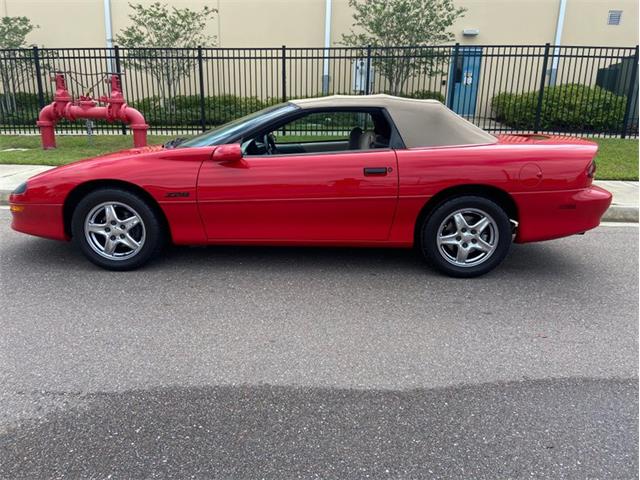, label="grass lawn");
[590,137,639,181]
[0,134,637,181]
[0,135,174,166]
